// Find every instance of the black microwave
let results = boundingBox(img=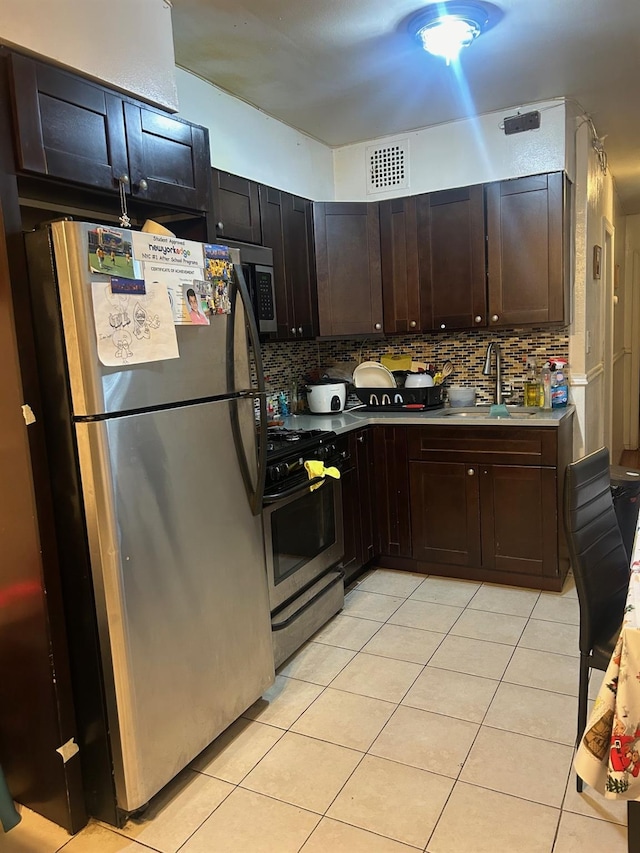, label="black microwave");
[222,240,277,334]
